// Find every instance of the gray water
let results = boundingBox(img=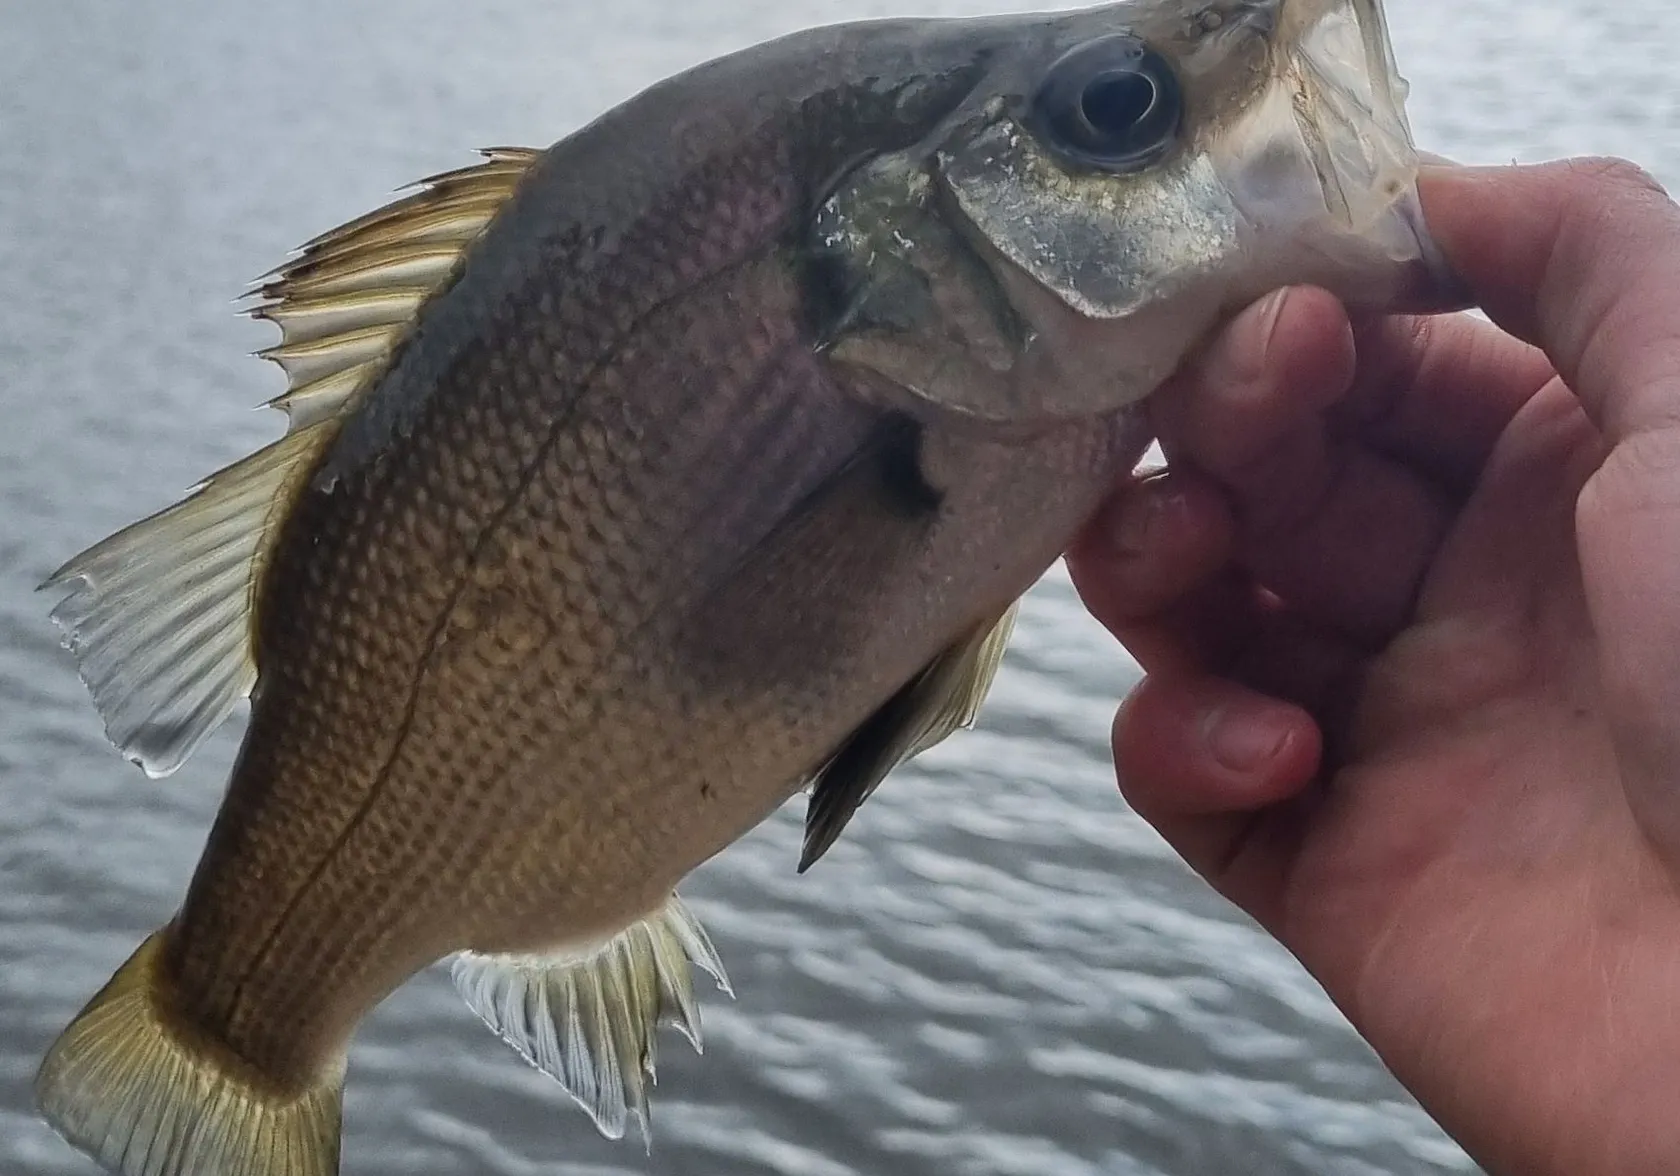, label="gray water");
[3,2,1677,1173]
